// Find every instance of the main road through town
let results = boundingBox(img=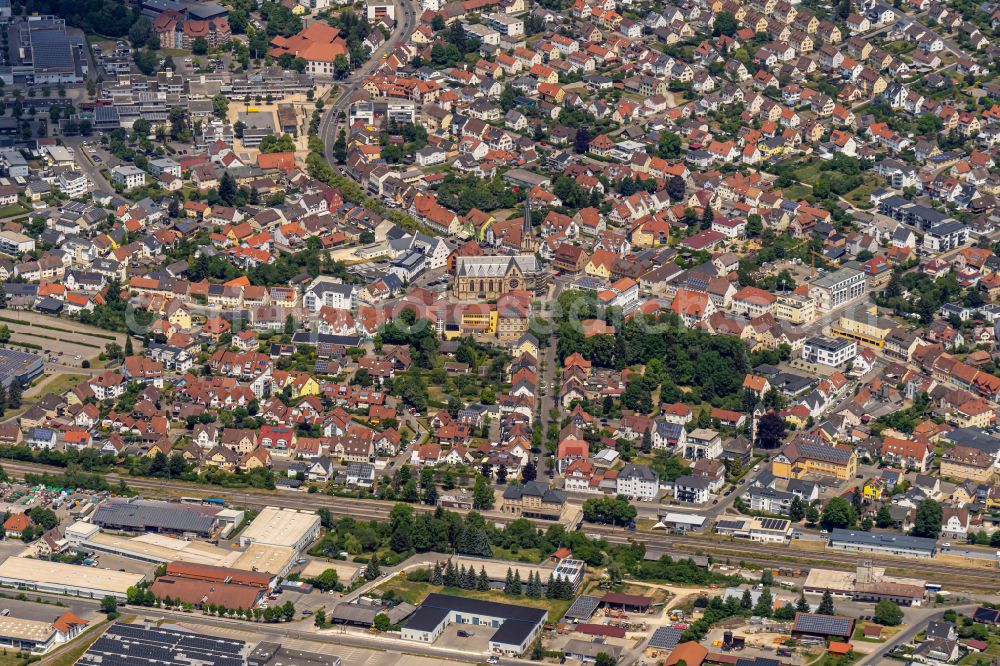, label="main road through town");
[318,0,419,166]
